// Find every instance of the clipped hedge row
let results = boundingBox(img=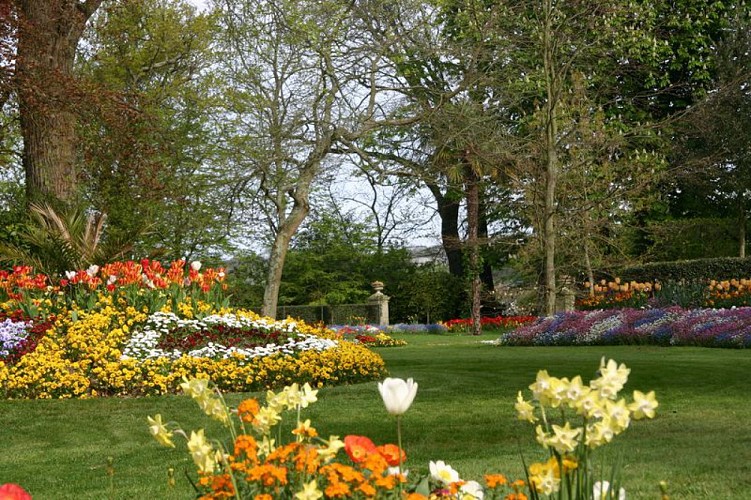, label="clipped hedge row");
[610,257,751,283]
